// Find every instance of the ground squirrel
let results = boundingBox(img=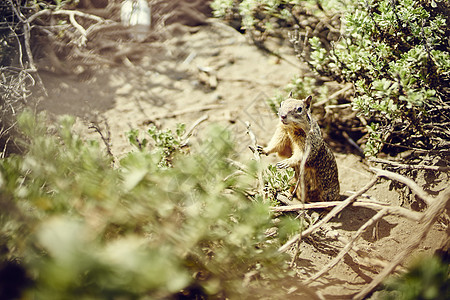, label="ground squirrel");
[259,94,340,202]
